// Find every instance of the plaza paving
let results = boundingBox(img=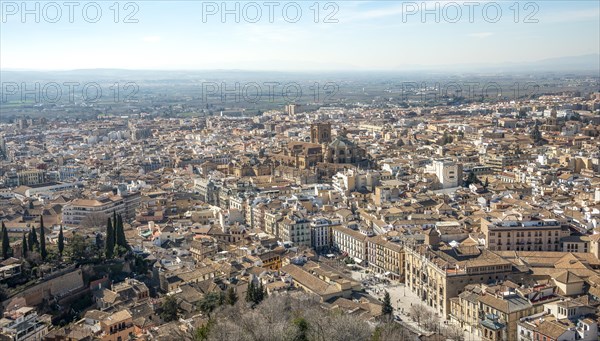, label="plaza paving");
[350,269,481,340]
